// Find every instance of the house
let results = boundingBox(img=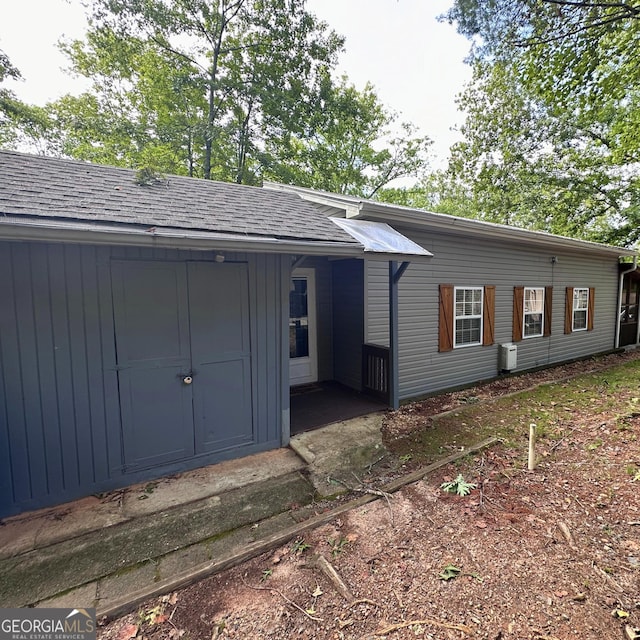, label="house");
[268,184,638,395]
[0,151,636,518]
[0,151,430,518]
